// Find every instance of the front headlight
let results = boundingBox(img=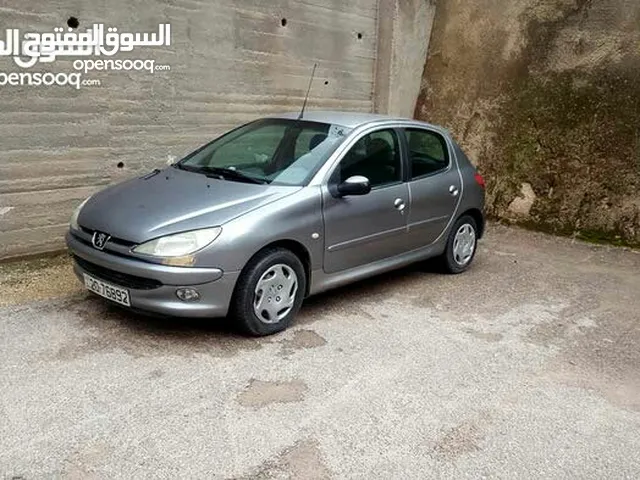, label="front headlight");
[70,196,91,231]
[132,227,222,258]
